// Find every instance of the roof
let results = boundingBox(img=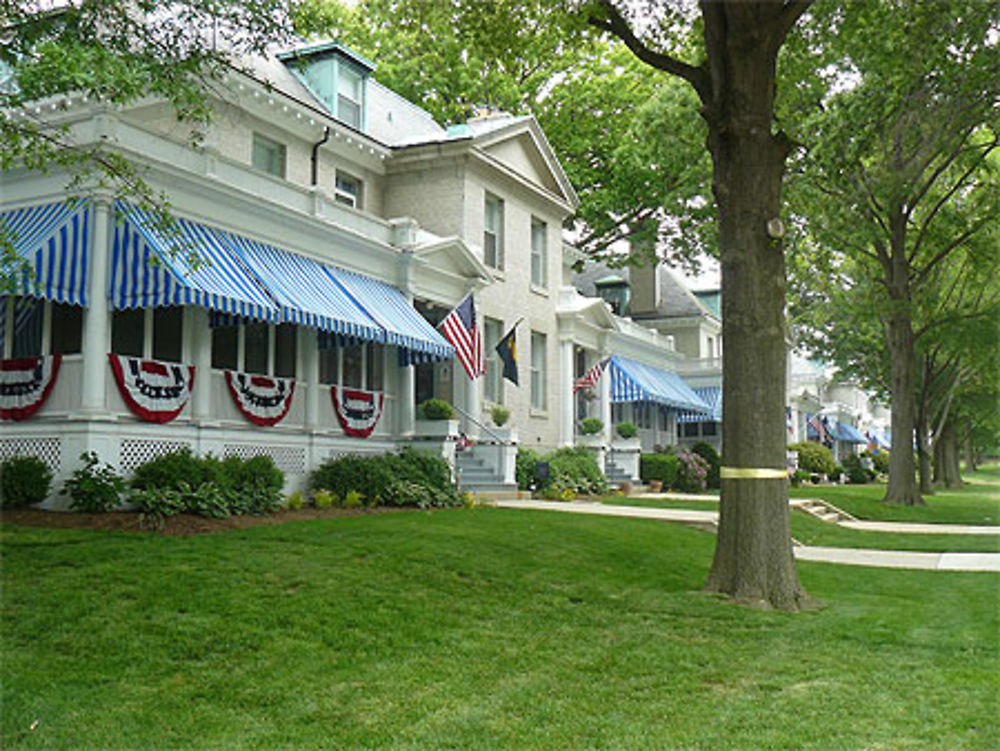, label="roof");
[573,260,718,321]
